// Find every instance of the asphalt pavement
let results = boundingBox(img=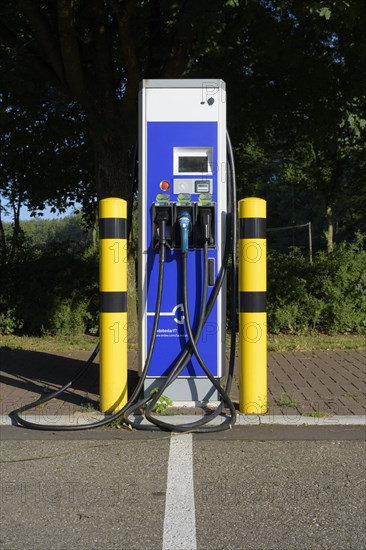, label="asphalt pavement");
[1,346,365,549]
[1,430,365,550]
